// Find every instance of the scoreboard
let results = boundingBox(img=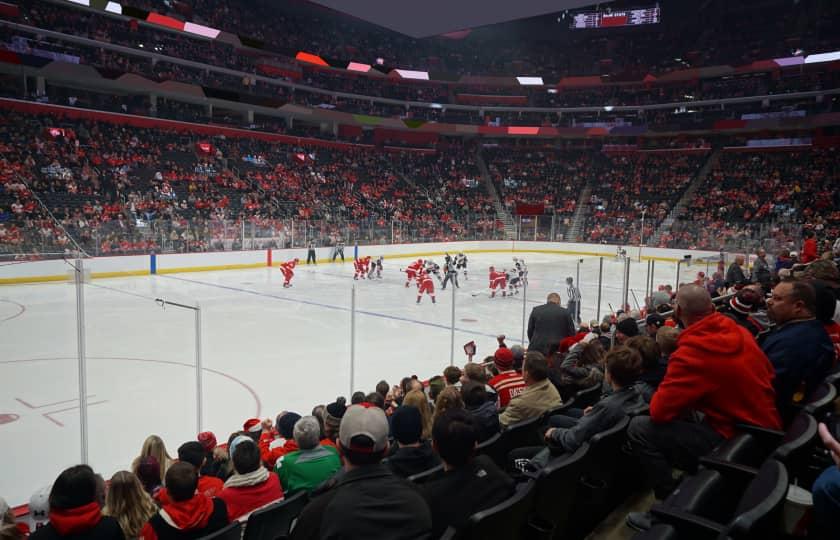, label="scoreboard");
[571,7,660,29]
